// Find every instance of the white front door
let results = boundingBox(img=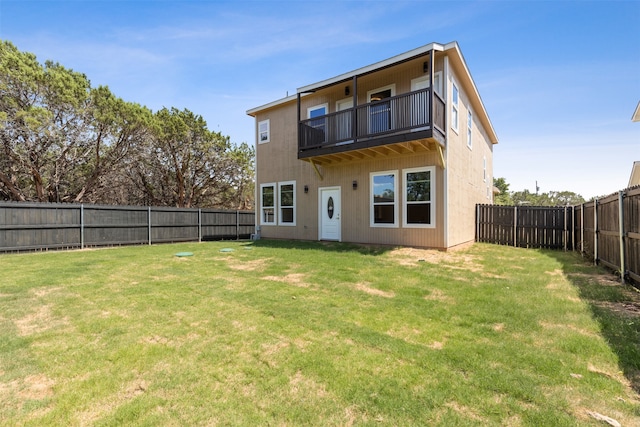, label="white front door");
[319,187,341,241]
